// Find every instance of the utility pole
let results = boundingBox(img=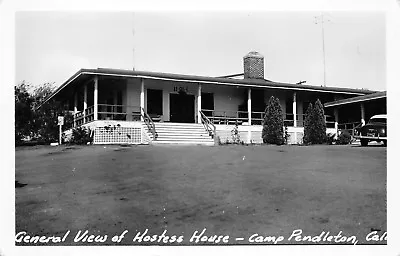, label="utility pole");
[314,13,330,86]
[132,12,136,71]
